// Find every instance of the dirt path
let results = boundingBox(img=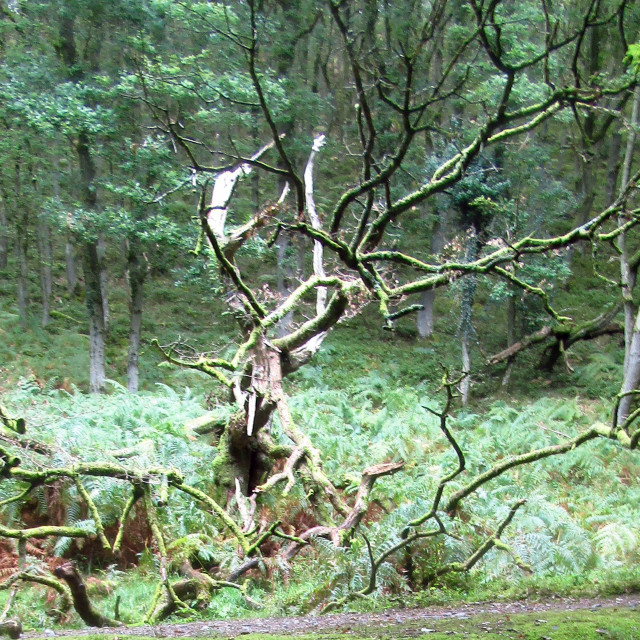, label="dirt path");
[24,593,640,638]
